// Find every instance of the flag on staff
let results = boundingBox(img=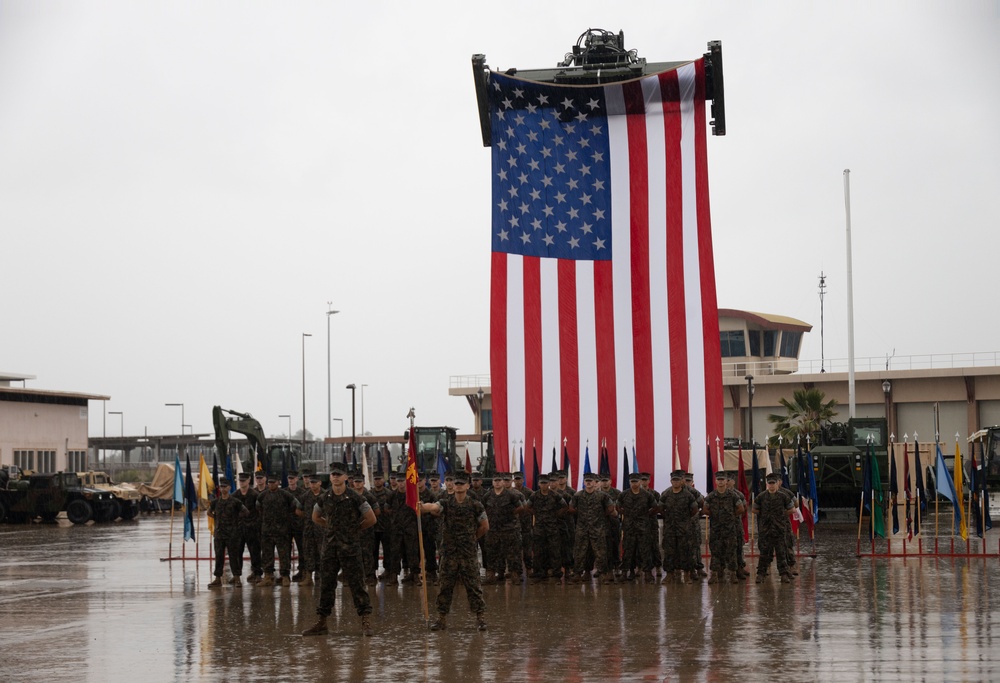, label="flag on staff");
[750,443,760,497]
[519,444,525,479]
[952,442,969,541]
[486,60,724,492]
[361,445,371,490]
[779,447,790,491]
[914,436,926,532]
[436,450,448,489]
[532,445,540,491]
[623,445,630,482]
[465,446,472,475]
[583,444,593,484]
[862,441,886,539]
[224,452,235,494]
[551,446,558,474]
[737,446,749,542]
[198,454,215,501]
[890,444,899,535]
[184,456,197,542]
[903,442,913,540]
[405,428,419,511]
[632,444,638,481]
[805,447,819,524]
[934,442,965,538]
[212,454,221,497]
[562,442,569,472]
[172,455,184,508]
[705,443,714,494]
[281,452,289,488]
[971,447,993,538]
